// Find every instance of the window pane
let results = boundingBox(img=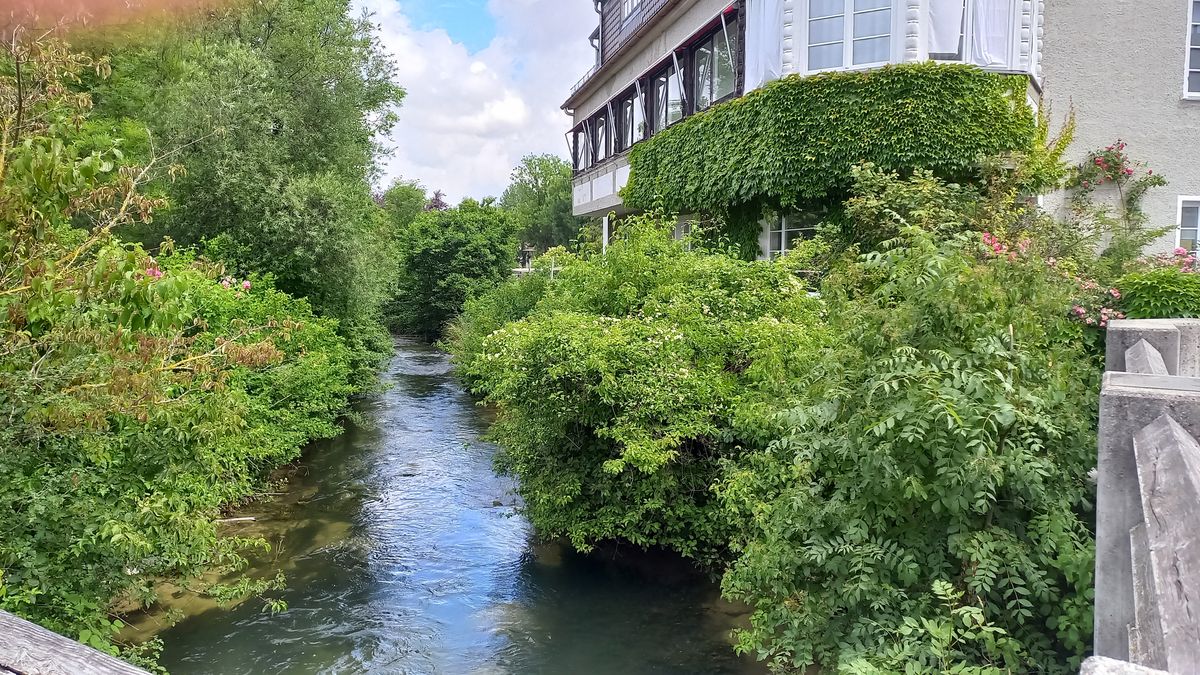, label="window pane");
[1193,0,1200,23]
[809,15,844,44]
[667,67,684,124]
[1183,205,1200,227]
[595,115,607,161]
[654,73,669,130]
[694,41,714,111]
[769,231,783,255]
[620,100,633,149]
[784,228,806,251]
[633,91,646,141]
[853,36,890,64]
[810,0,843,19]
[1191,71,1200,93]
[1191,48,1200,71]
[854,8,890,38]
[854,0,889,9]
[714,26,738,100]
[1192,23,1200,46]
[1183,237,1198,253]
[809,42,843,69]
